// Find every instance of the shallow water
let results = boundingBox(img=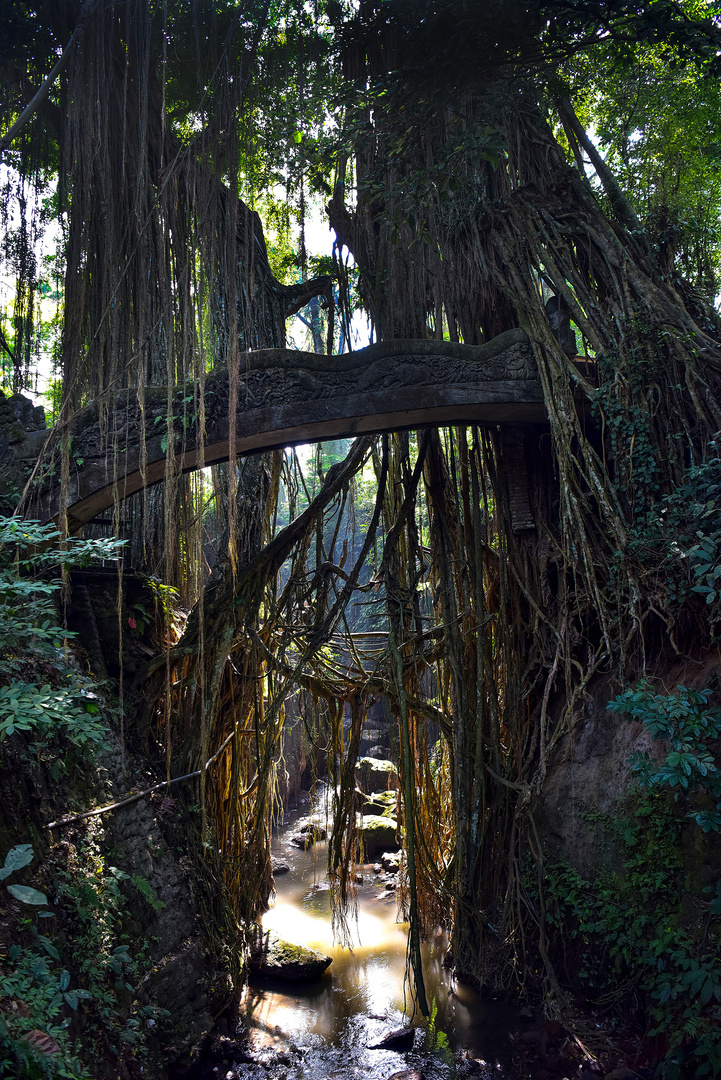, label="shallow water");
[240,798,518,1079]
